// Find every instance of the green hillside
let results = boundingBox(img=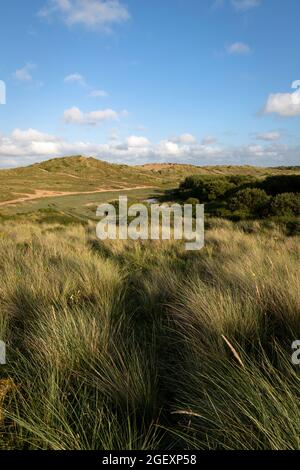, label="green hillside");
[0,155,299,212]
[0,156,162,204]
